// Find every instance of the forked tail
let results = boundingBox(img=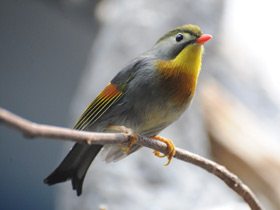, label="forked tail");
[44,143,102,196]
